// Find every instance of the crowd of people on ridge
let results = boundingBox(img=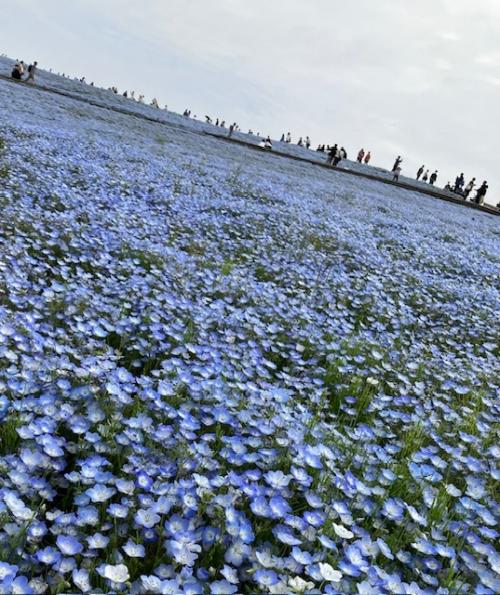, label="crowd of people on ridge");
[6,55,495,208]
